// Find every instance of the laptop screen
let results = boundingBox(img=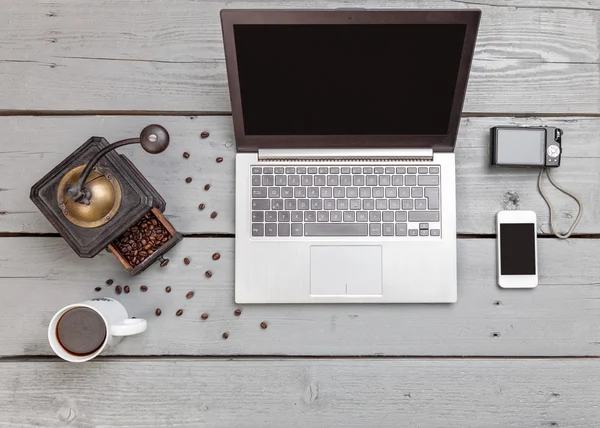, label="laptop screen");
[233,24,467,136]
